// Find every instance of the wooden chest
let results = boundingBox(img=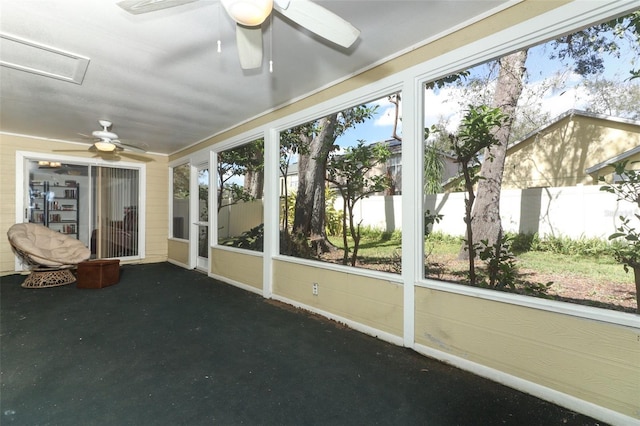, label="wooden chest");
[76,259,120,289]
